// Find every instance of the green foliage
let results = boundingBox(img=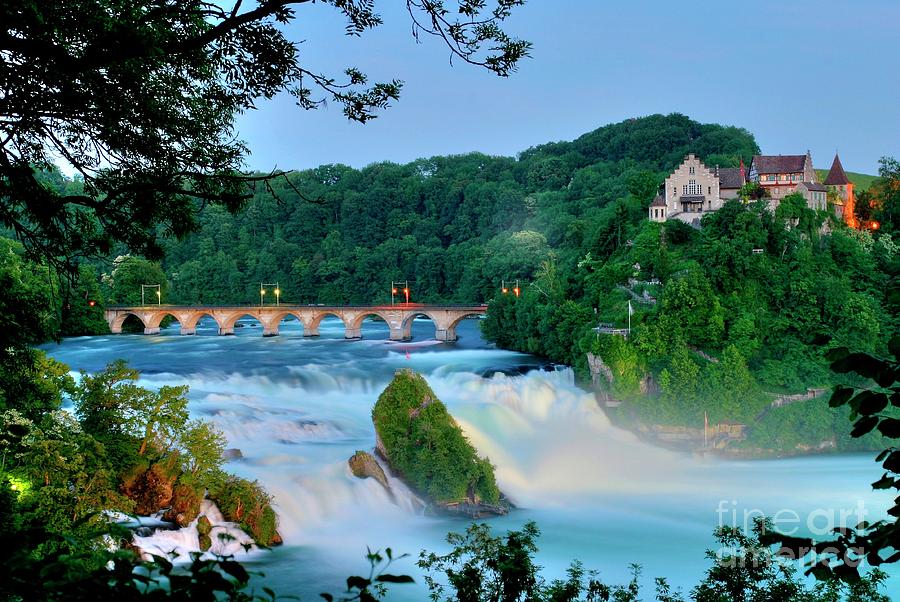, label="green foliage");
[418,521,625,602]
[102,255,169,305]
[179,419,228,481]
[372,369,501,506]
[74,359,190,459]
[764,339,900,582]
[483,176,898,451]
[208,473,279,547]
[60,265,110,336]
[417,519,891,602]
[1,0,528,266]
[0,349,75,420]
